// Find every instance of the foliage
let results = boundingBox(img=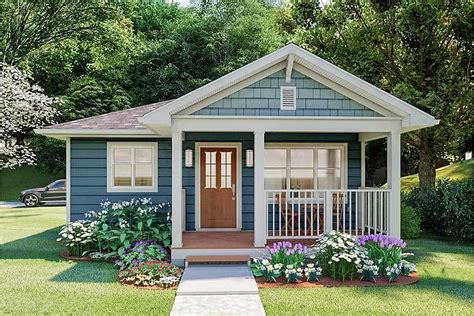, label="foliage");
[56,220,96,257]
[385,263,403,283]
[284,264,302,283]
[356,234,407,276]
[401,203,422,239]
[356,258,379,283]
[400,260,417,276]
[403,179,474,241]
[115,240,167,270]
[313,231,367,281]
[304,263,322,282]
[251,258,282,282]
[0,63,60,169]
[266,241,308,267]
[86,198,171,257]
[117,260,182,288]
